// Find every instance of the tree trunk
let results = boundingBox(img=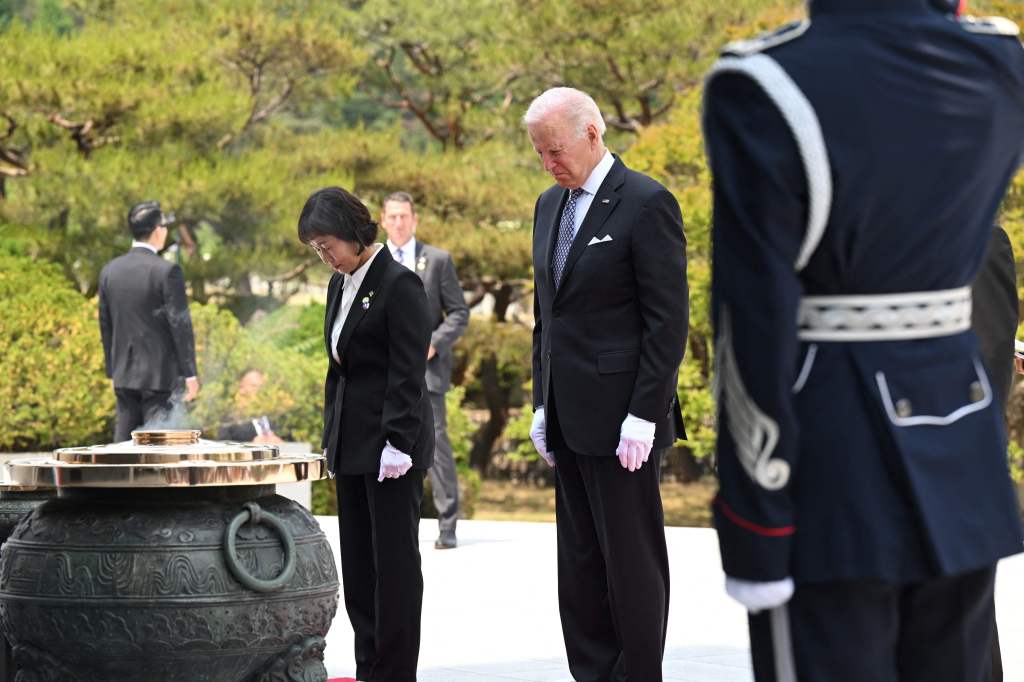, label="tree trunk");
[469,353,508,477]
